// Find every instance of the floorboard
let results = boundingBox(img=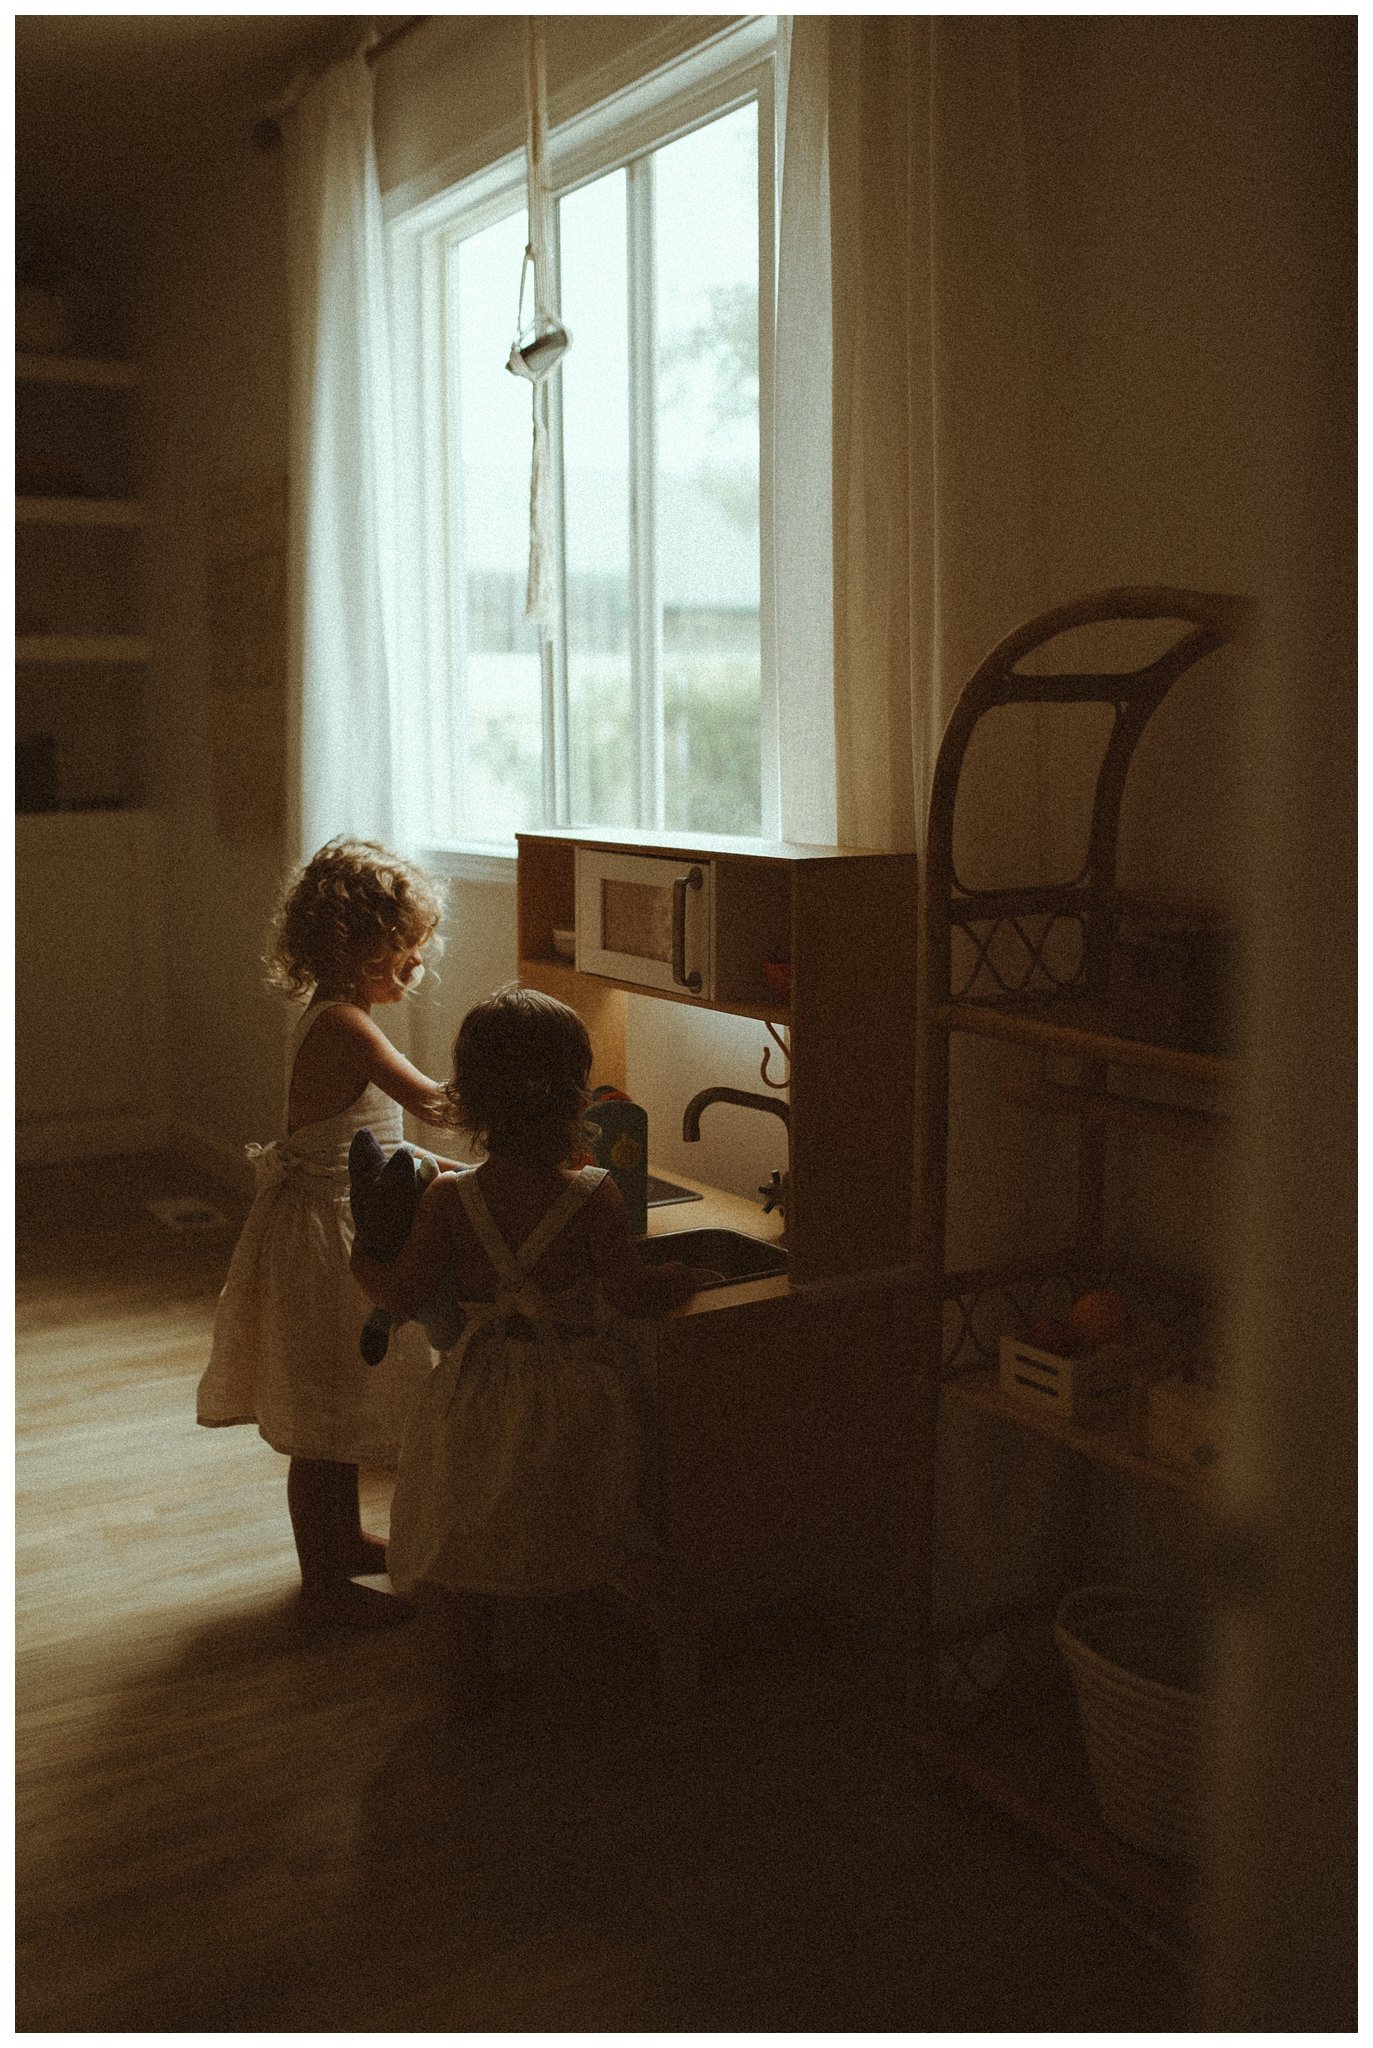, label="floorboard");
[15,1153,1195,2031]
